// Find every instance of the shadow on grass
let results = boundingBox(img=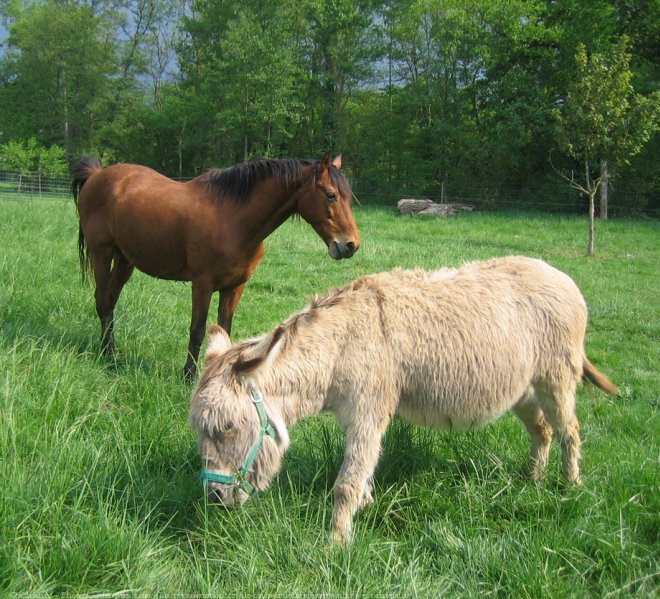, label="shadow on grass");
[78,404,570,546]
